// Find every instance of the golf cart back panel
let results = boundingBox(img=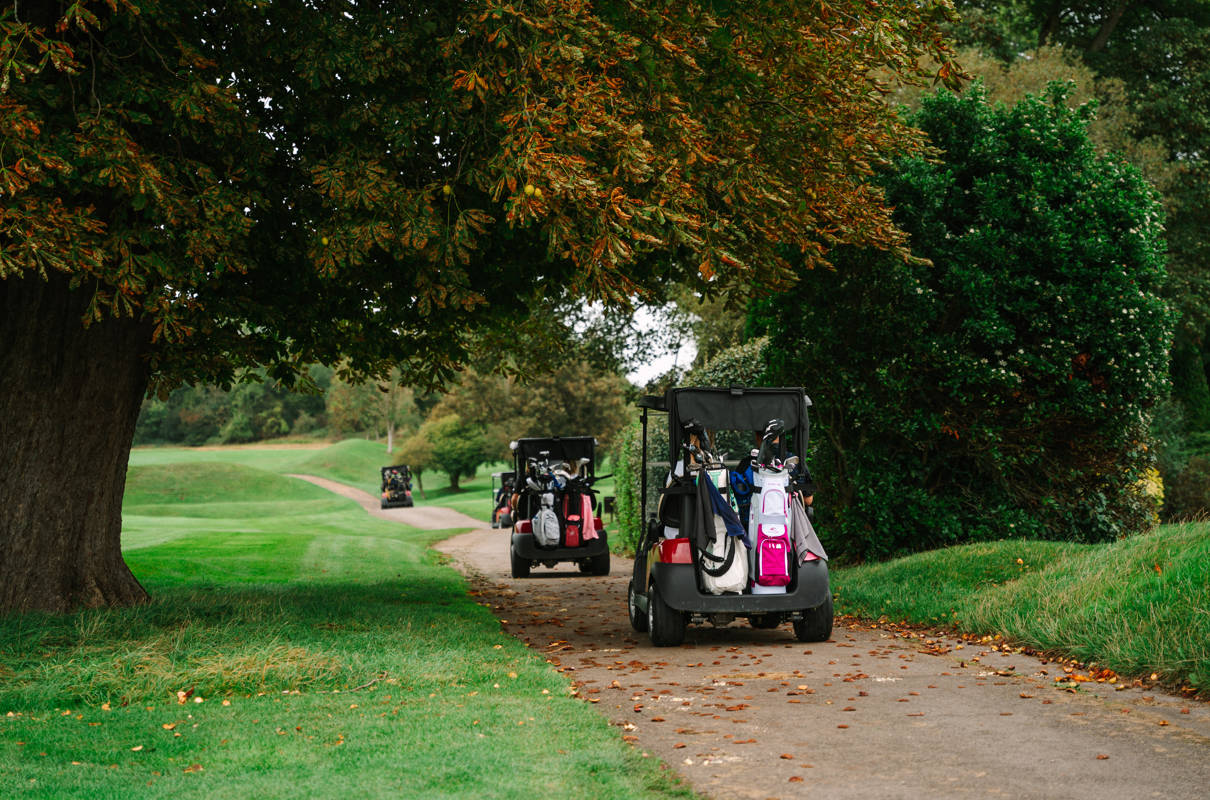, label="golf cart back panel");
[628,386,833,646]
[507,435,610,578]
[379,465,414,509]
